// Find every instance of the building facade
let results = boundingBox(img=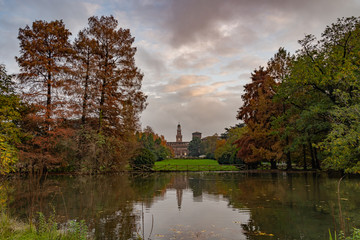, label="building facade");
[167,124,202,158]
